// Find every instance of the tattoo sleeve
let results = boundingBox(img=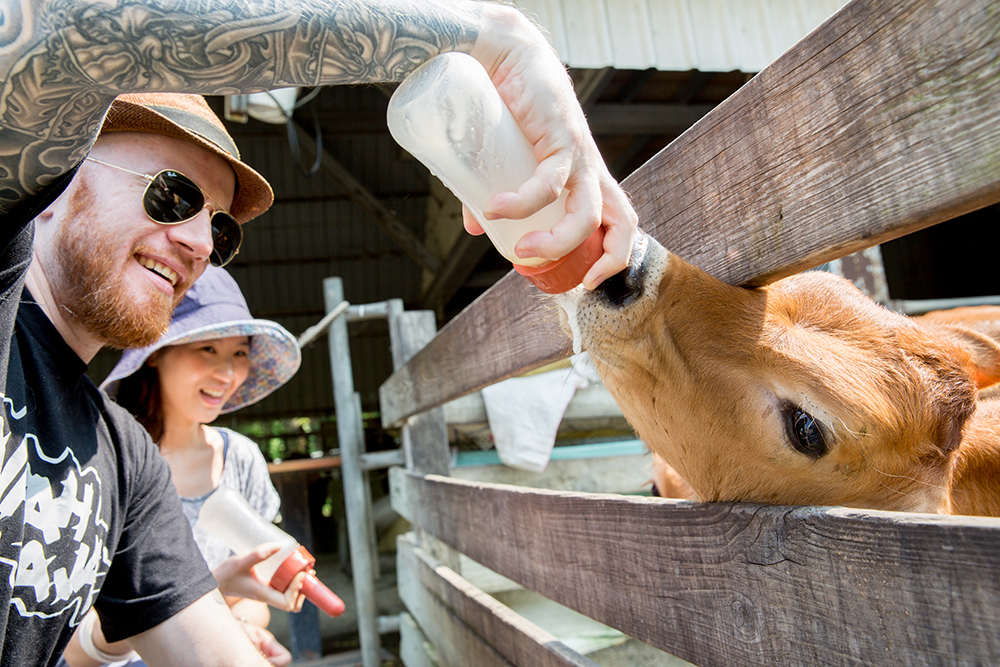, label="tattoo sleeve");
[0,0,481,214]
